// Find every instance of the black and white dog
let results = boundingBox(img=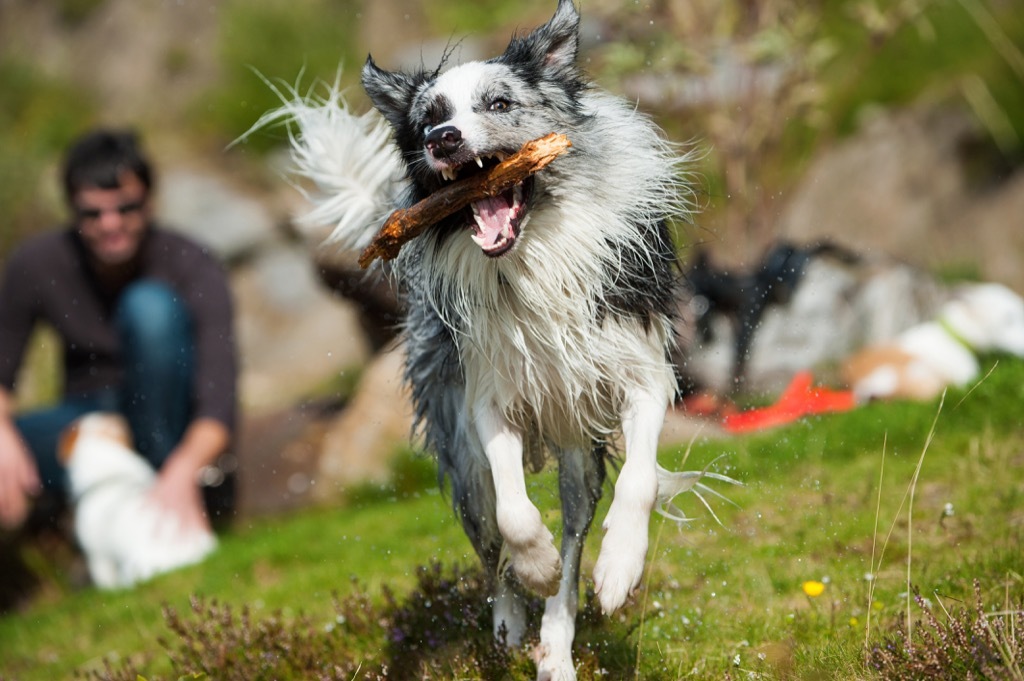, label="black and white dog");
[260,1,737,677]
